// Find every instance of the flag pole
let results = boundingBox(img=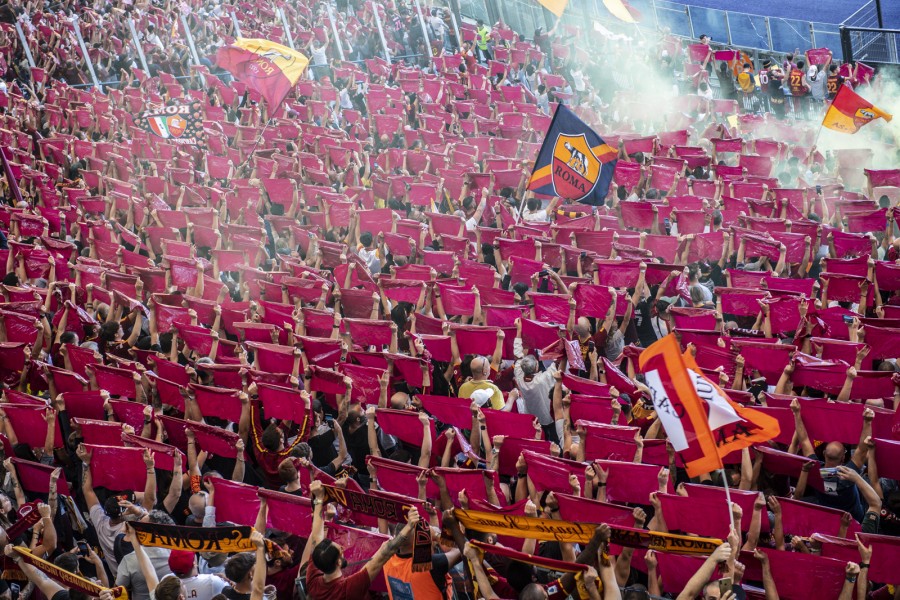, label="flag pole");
[720,468,736,533]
